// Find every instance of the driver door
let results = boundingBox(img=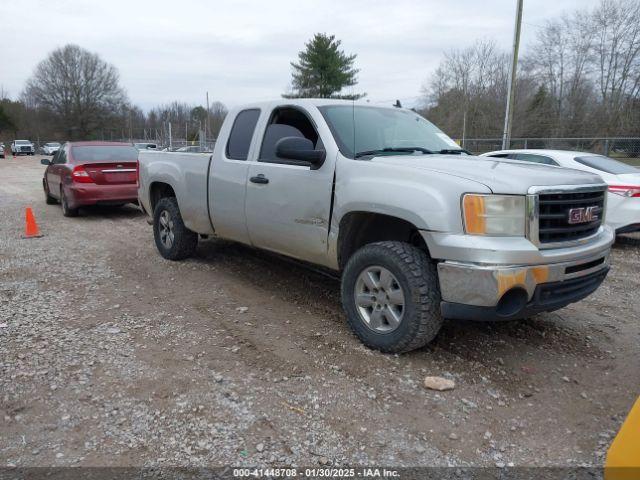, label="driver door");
[244,106,335,266]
